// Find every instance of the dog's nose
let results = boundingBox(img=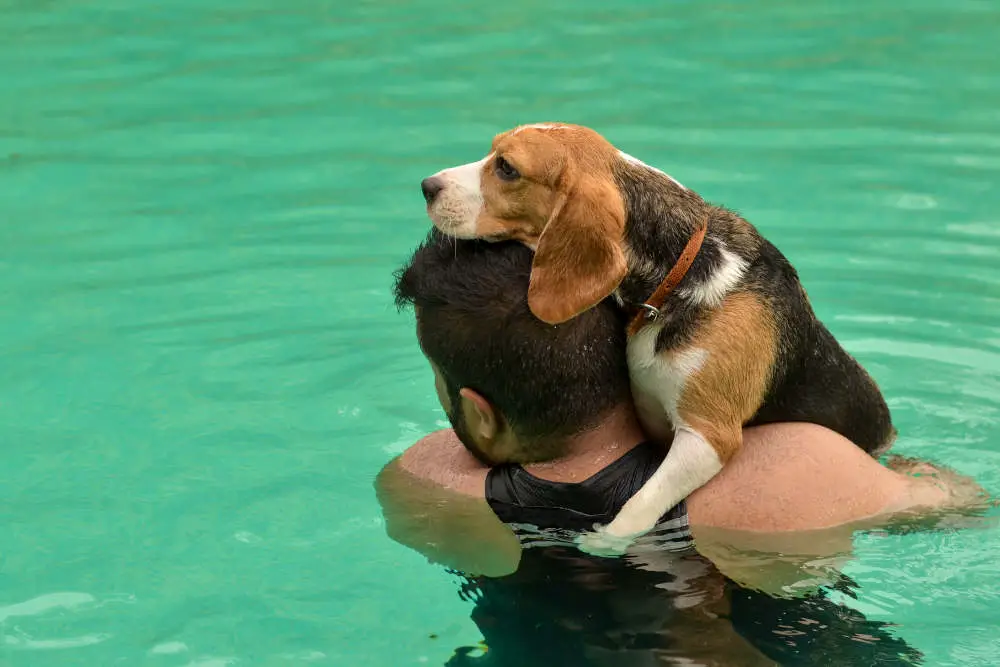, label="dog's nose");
[421,176,445,205]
